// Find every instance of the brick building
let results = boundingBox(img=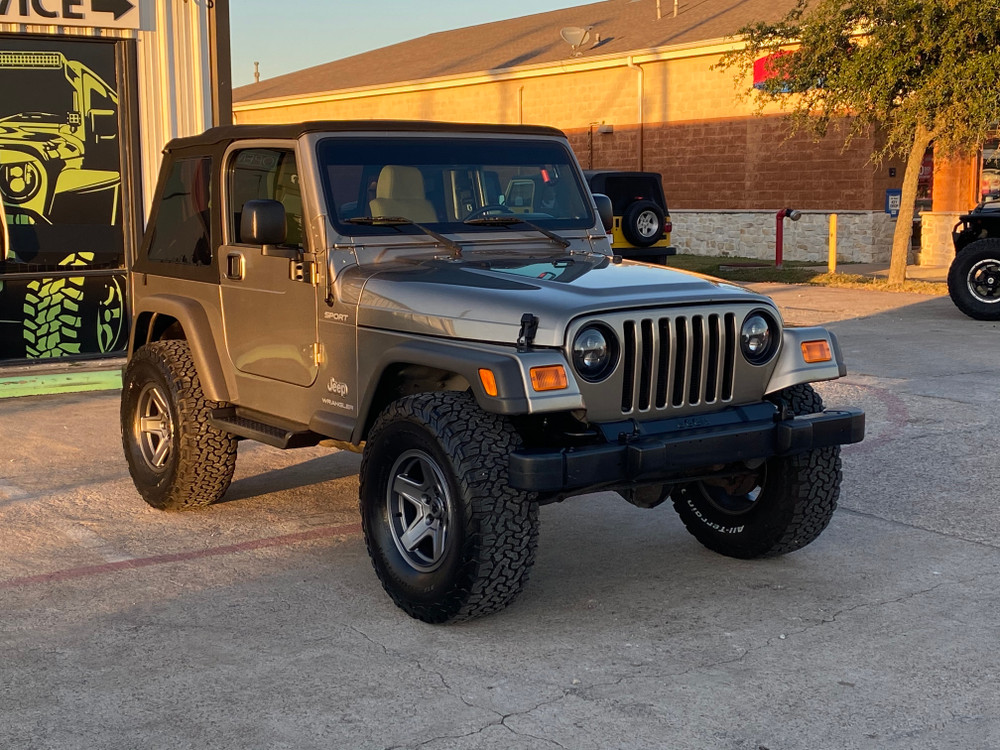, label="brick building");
[232,0,991,266]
